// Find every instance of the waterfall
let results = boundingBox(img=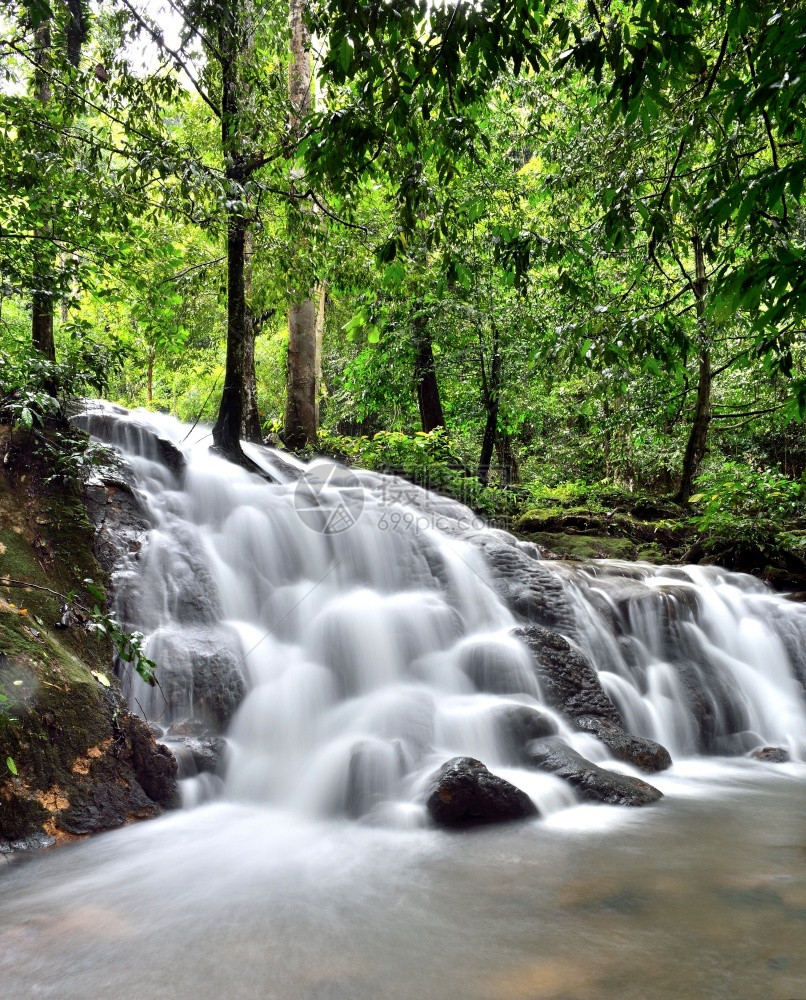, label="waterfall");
[73,403,806,823]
